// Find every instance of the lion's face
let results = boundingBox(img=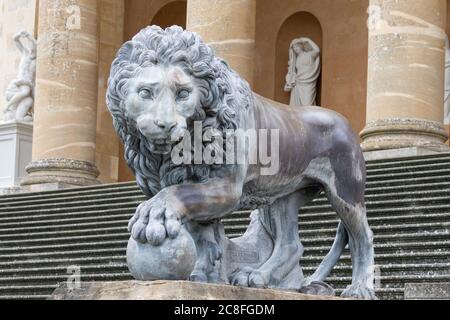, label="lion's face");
[125,65,200,154]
